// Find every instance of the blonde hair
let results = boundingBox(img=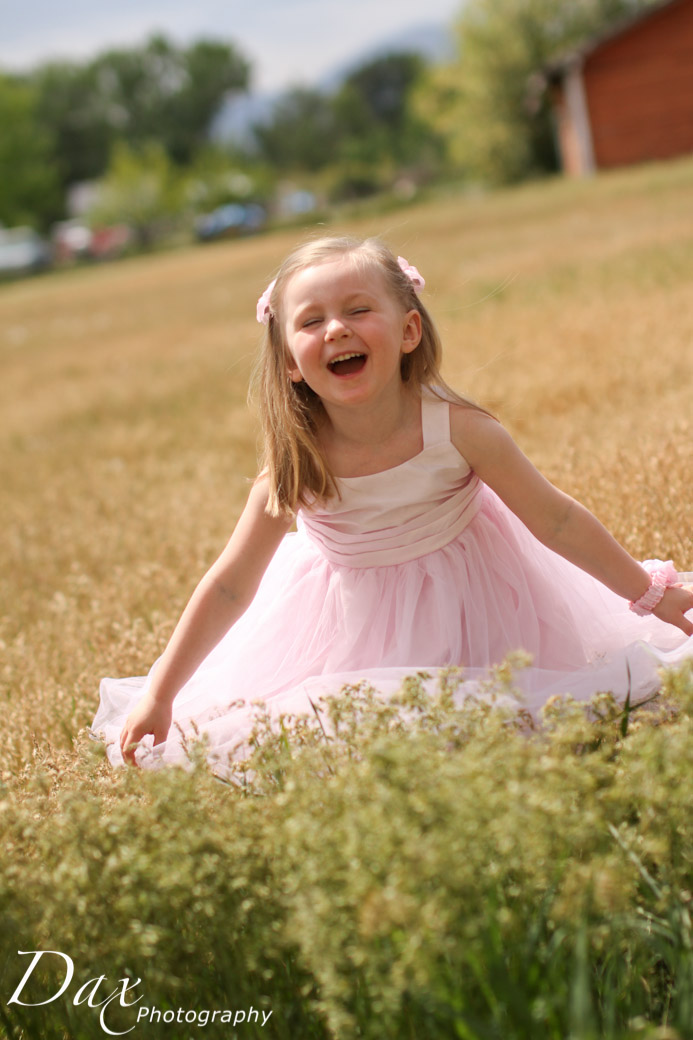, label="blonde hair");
[249,234,488,517]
